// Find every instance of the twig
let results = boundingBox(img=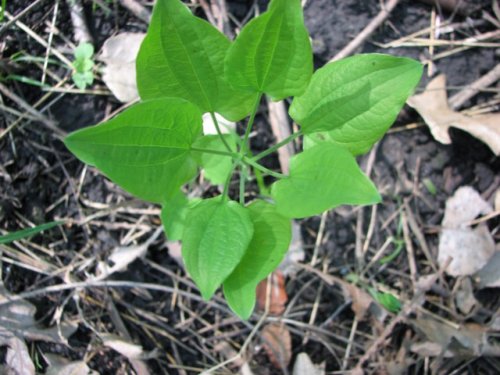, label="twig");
[65,0,92,44]
[119,0,151,23]
[449,63,500,110]
[268,100,295,174]
[0,82,59,132]
[331,0,400,61]
[42,0,60,84]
